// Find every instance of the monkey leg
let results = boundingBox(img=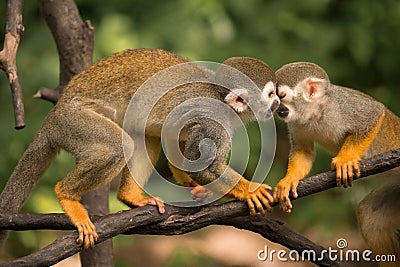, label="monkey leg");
[167,141,210,201]
[169,163,210,201]
[117,136,165,213]
[53,107,133,248]
[357,183,400,266]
